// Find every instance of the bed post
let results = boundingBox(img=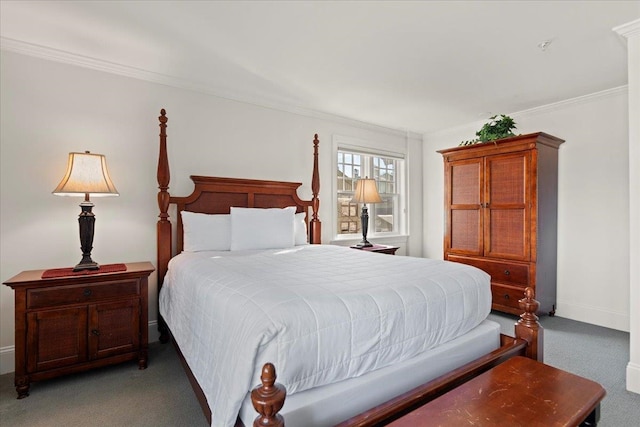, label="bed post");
[310,134,321,244]
[251,363,286,427]
[515,287,544,362]
[157,109,171,343]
